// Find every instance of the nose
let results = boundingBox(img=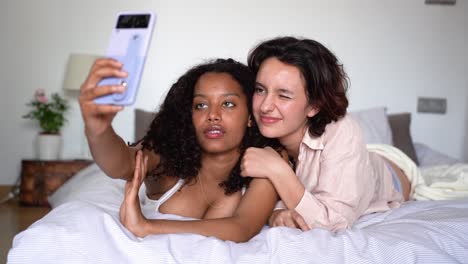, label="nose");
[260,94,275,113]
[207,106,221,122]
